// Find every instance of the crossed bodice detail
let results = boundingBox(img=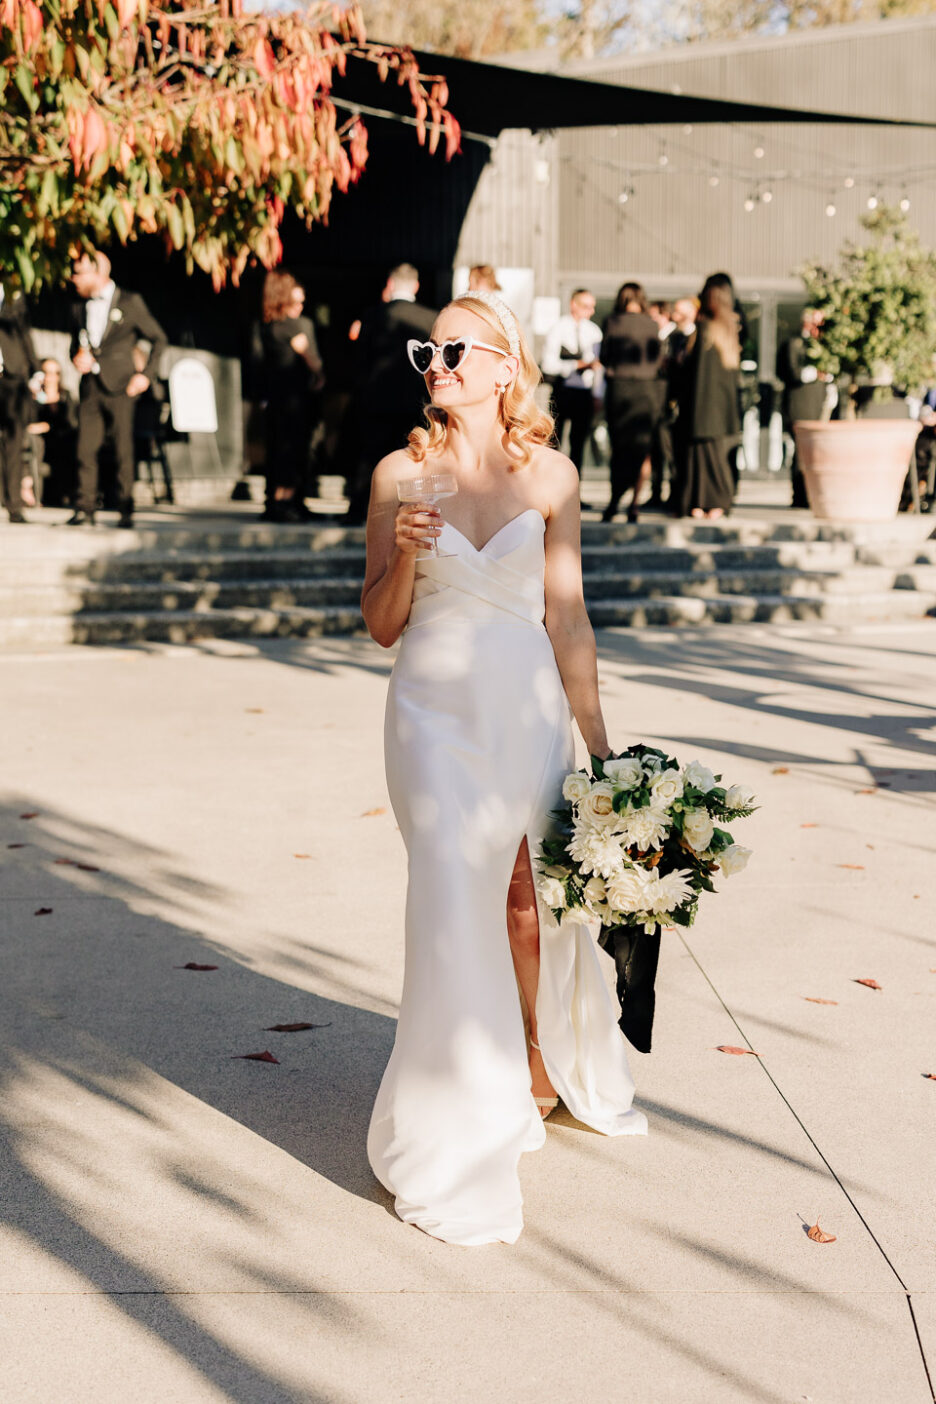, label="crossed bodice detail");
[408,508,547,630]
